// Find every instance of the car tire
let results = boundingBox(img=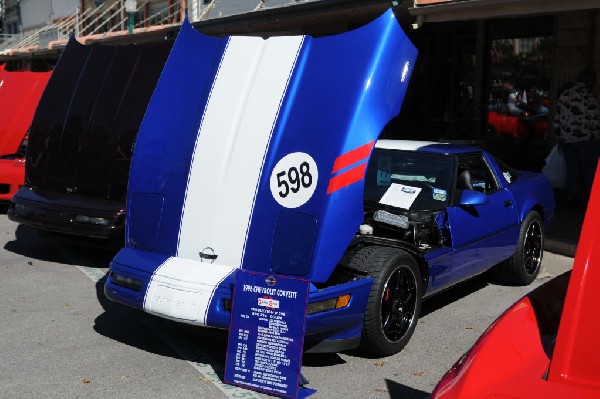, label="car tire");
[496,211,543,285]
[348,246,422,356]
